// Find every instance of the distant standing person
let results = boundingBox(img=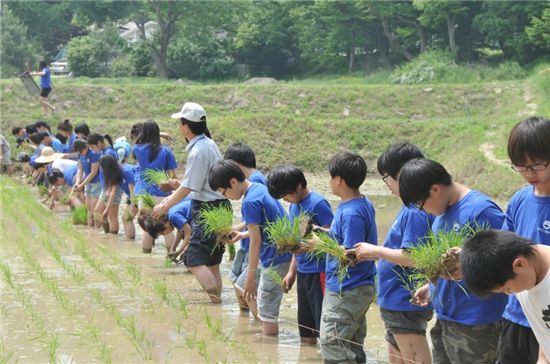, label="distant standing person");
[30,61,55,115]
